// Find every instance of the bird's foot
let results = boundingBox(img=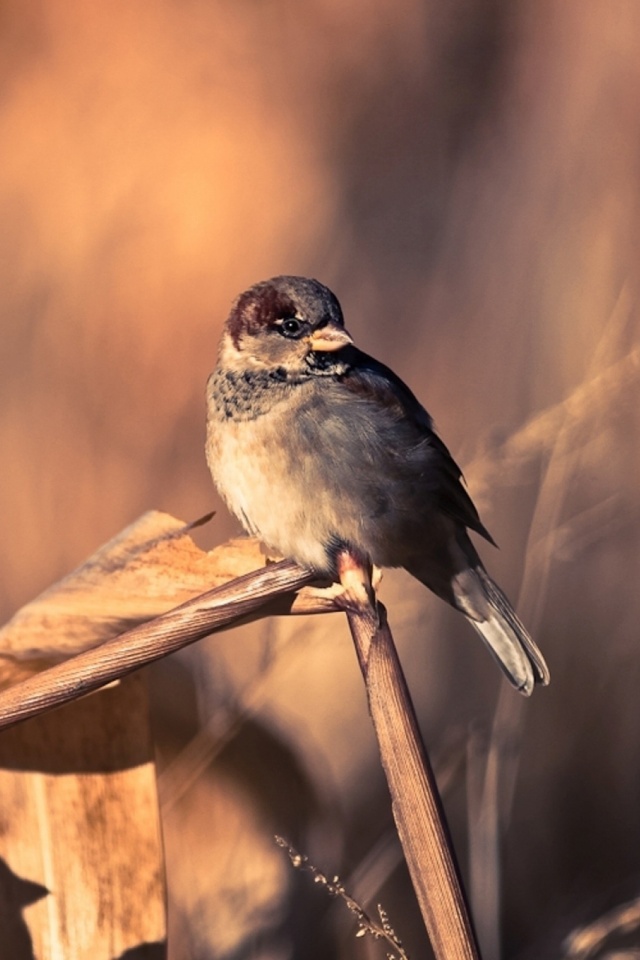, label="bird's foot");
[330,551,381,620]
[307,572,374,602]
[264,541,381,618]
